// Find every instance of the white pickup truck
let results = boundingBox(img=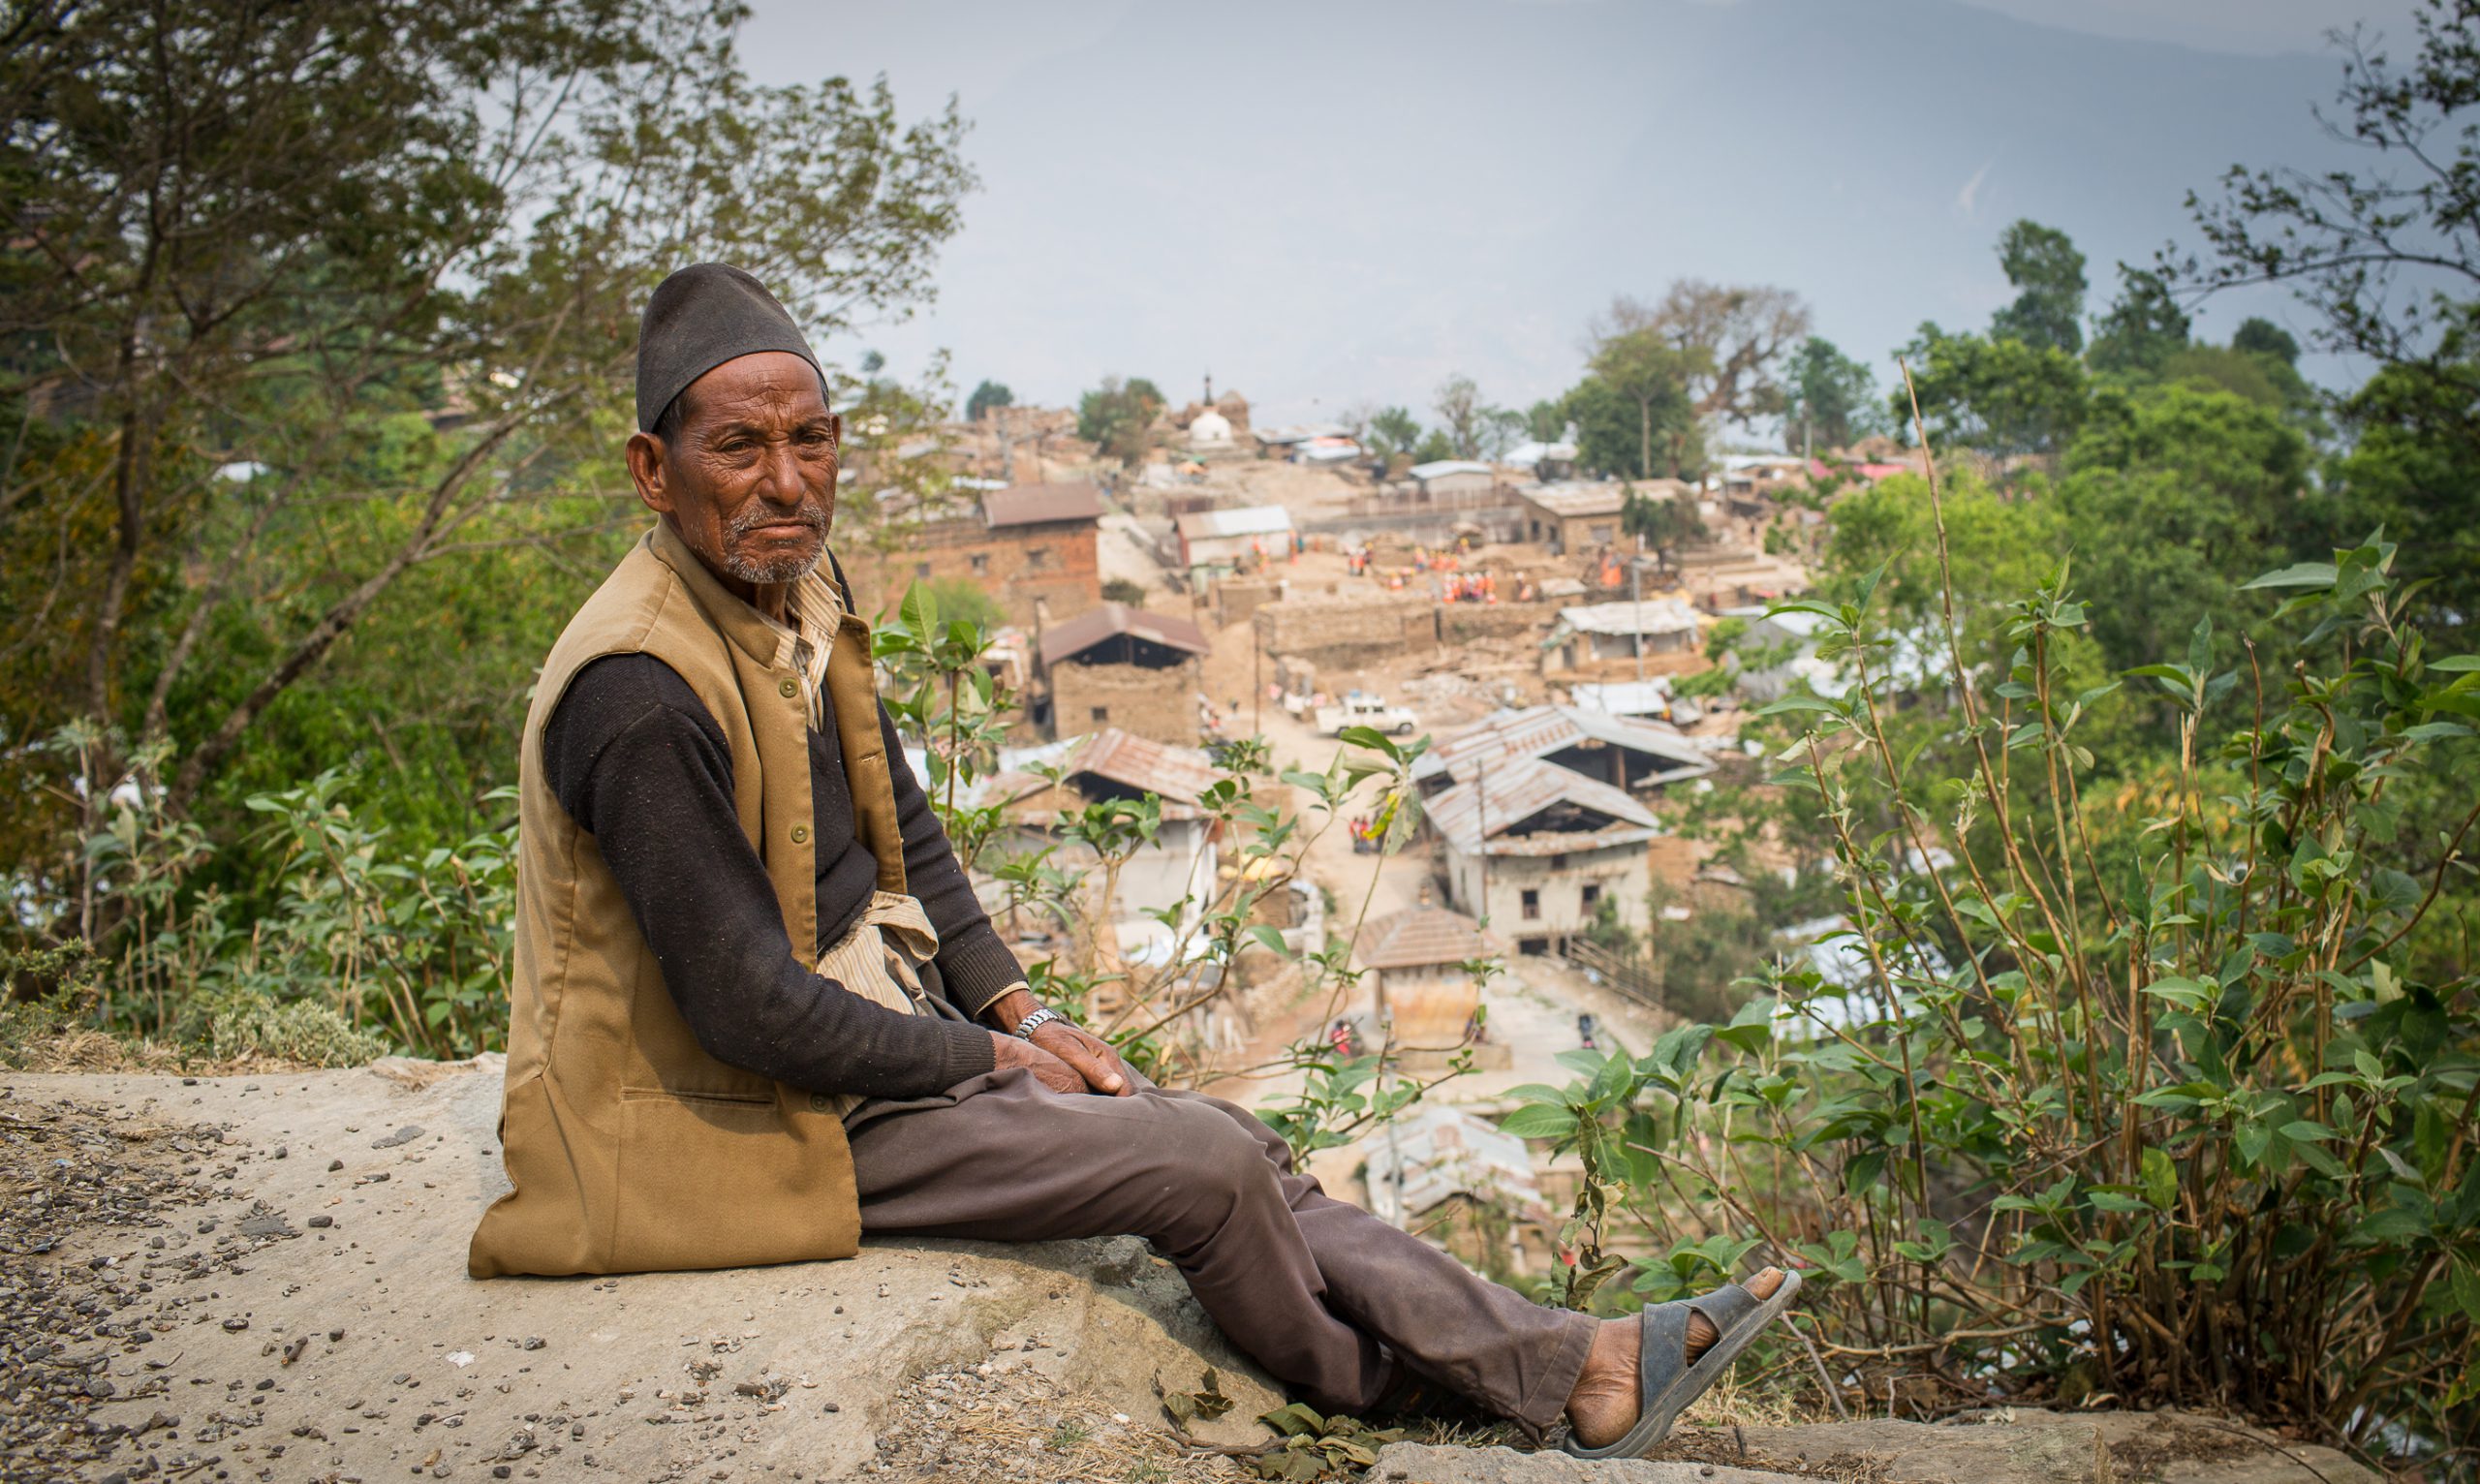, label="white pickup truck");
[1312,690,1417,737]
